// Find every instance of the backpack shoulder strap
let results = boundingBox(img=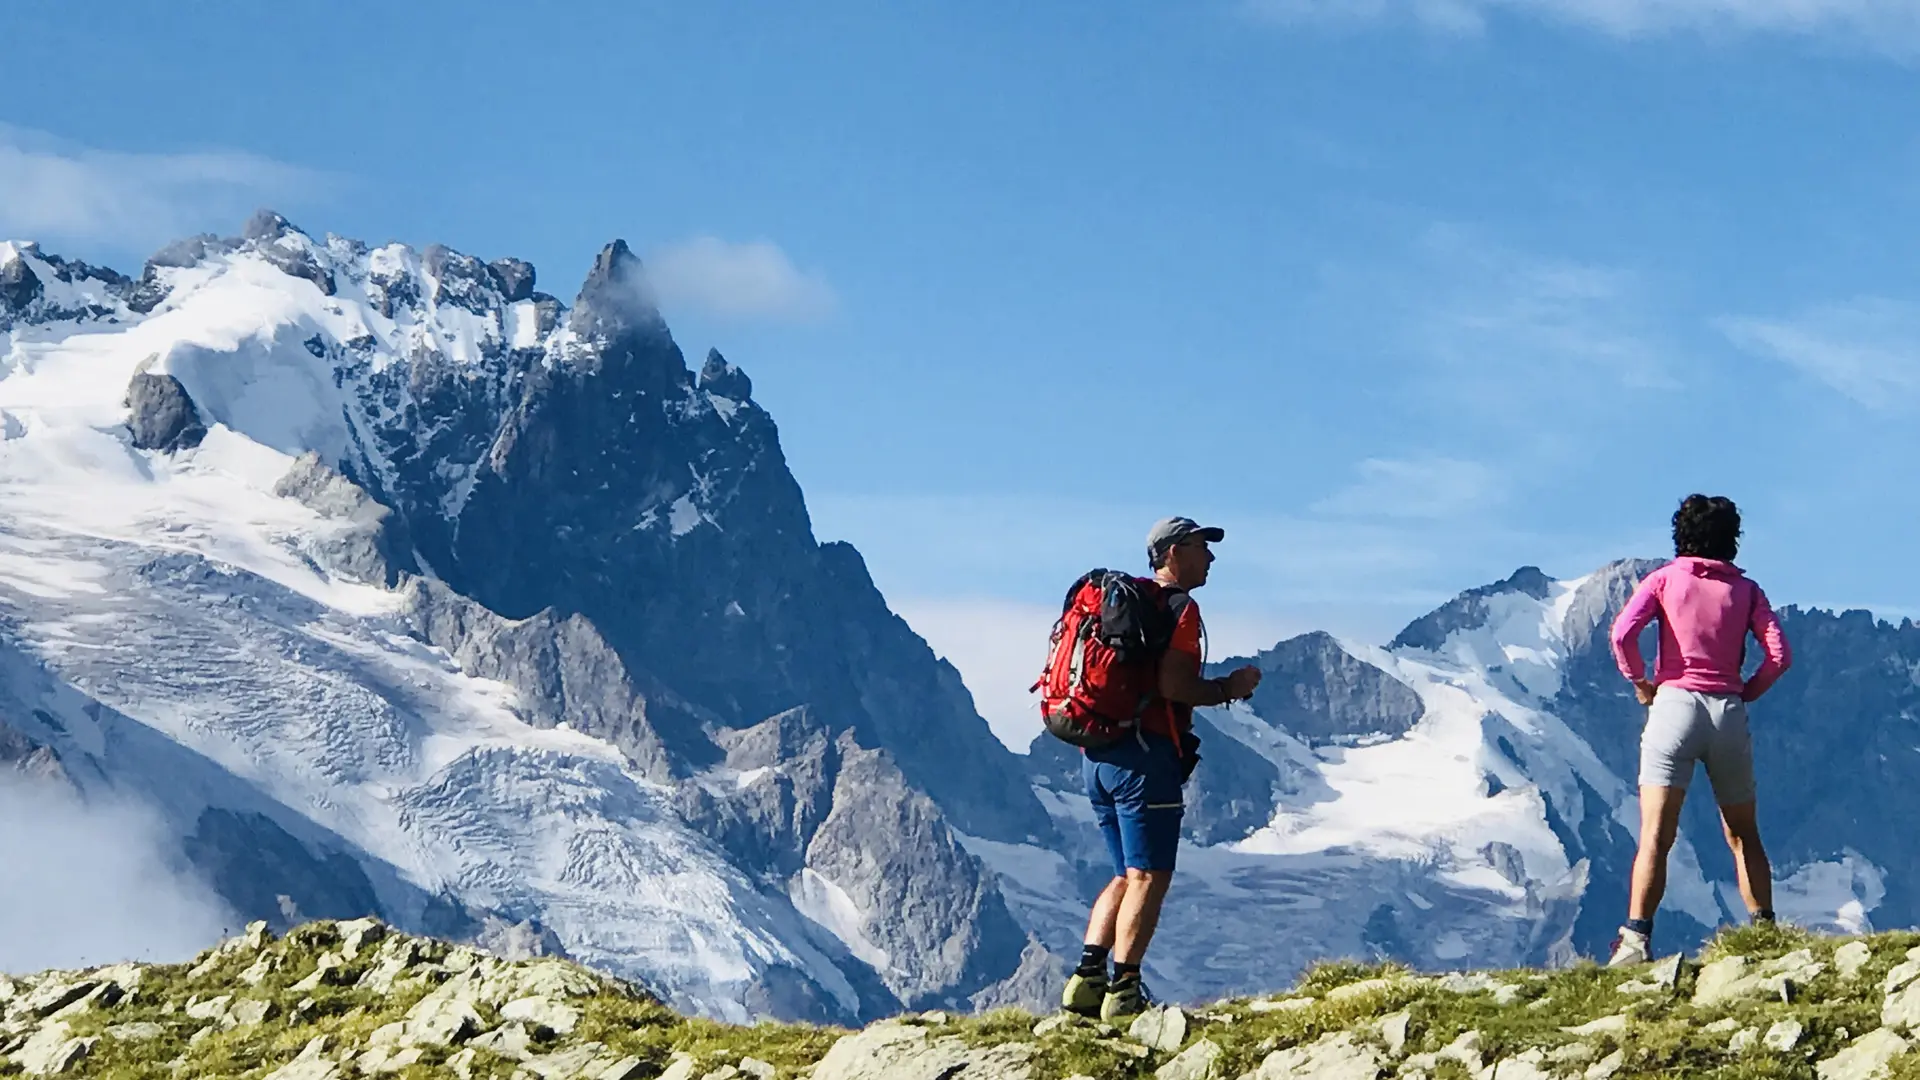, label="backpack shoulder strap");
[1163,588,1192,621]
